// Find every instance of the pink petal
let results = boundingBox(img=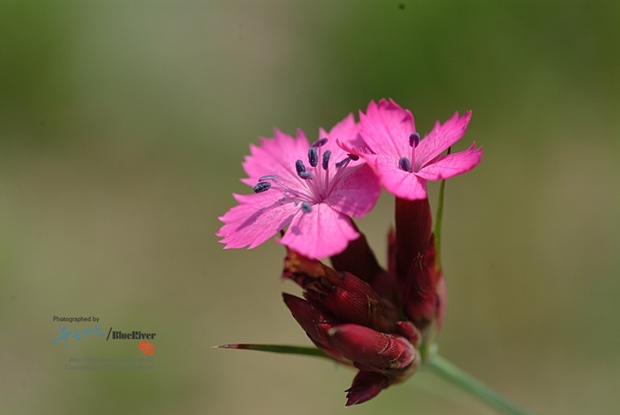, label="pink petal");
[415,143,483,181]
[319,113,360,163]
[279,203,359,258]
[369,154,428,200]
[416,111,472,167]
[217,192,298,249]
[326,164,381,218]
[359,99,416,160]
[241,128,309,186]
